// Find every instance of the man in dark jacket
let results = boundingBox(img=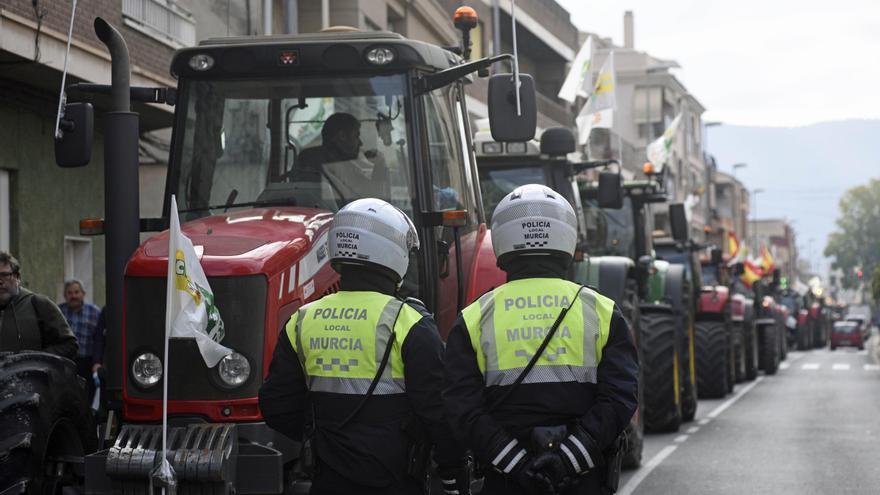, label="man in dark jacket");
[0,252,78,359]
[259,199,467,495]
[443,185,639,494]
